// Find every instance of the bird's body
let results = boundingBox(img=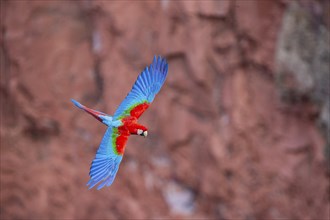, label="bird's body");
[72,56,168,190]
